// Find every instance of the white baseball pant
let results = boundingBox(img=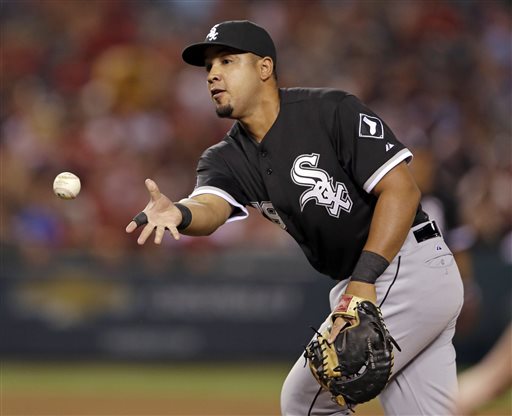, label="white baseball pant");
[281,221,464,416]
